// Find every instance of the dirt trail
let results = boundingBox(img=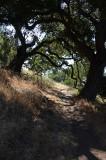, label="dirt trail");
[42,84,106,160]
[2,73,106,160]
[8,80,106,160]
